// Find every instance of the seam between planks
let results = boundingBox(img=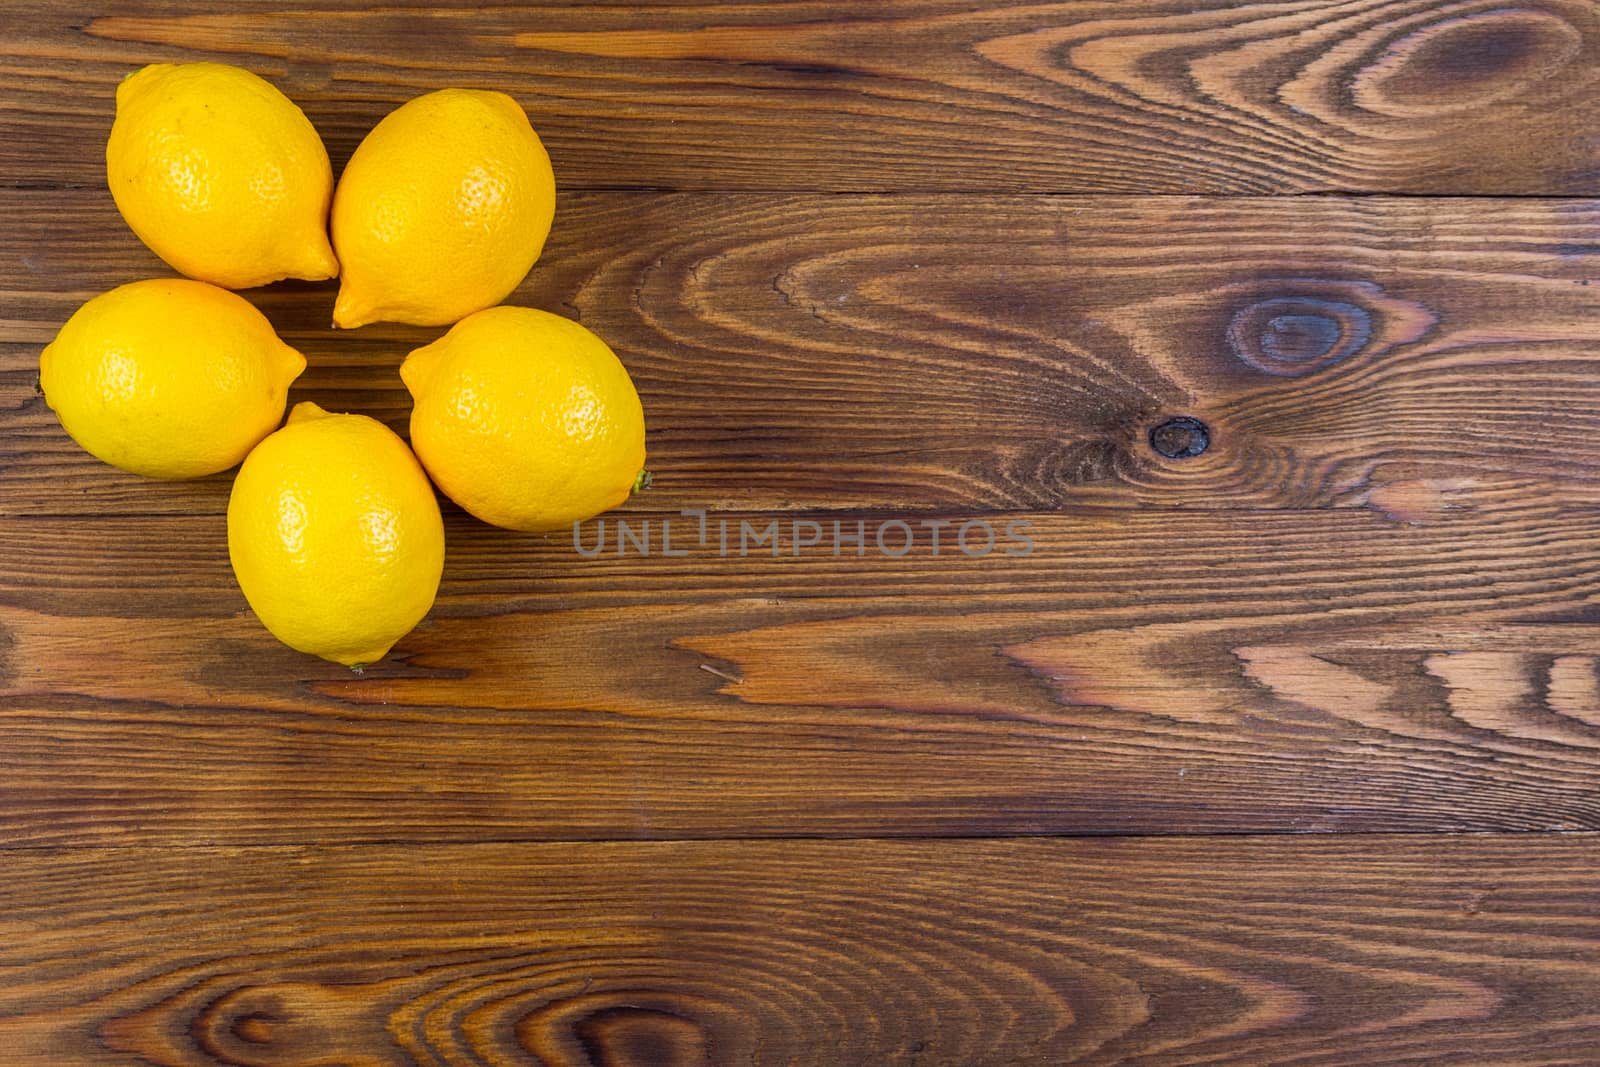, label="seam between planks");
[2,828,1598,854]
[7,182,1600,200]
